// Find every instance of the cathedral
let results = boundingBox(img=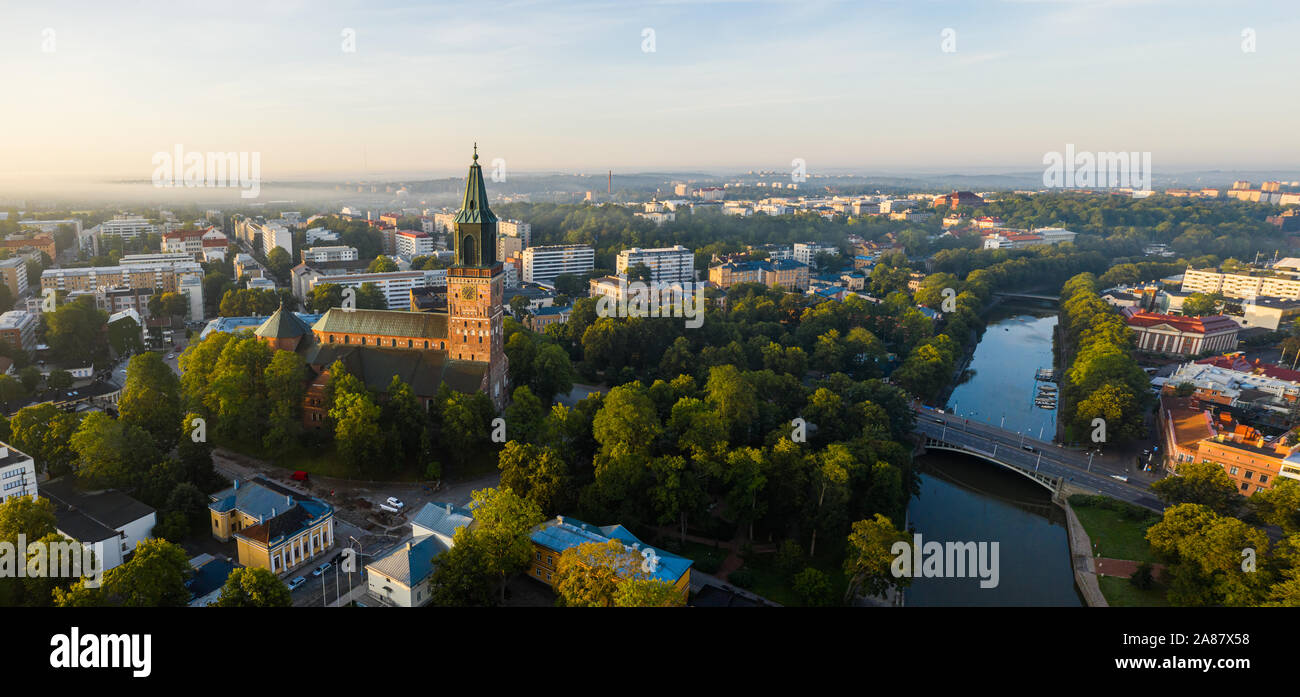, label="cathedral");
[251,146,509,425]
